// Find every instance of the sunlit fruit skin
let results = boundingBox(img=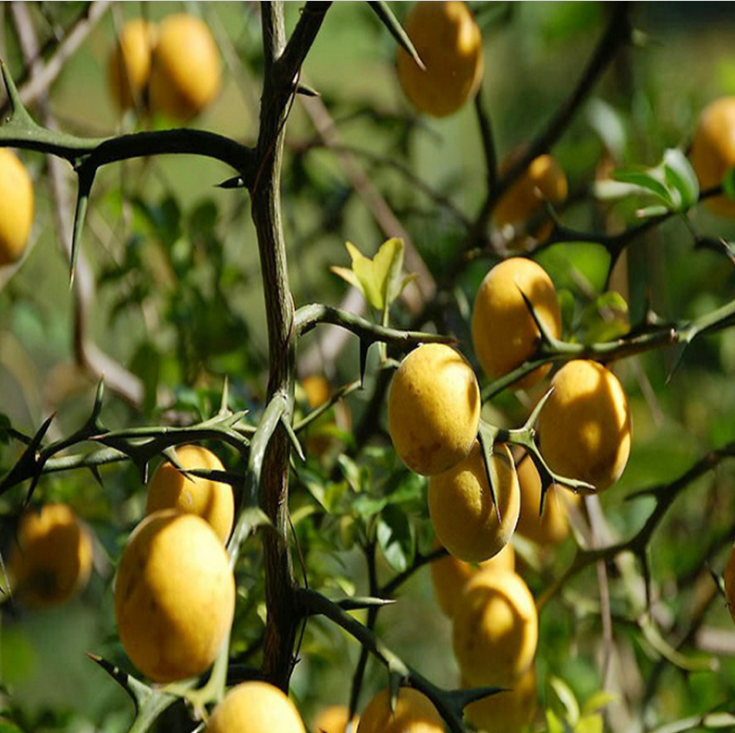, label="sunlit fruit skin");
[724,544,735,625]
[428,442,520,563]
[430,537,515,618]
[208,681,306,733]
[8,503,93,608]
[107,18,157,111]
[471,257,561,390]
[313,704,360,733]
[452,569,538,686]
[0,149,34,267]
[464,663,537,733]
[494,153,568,246]
[148,14,221,121]
[356,687,444,733]
[690,96,735,217]
[515,453,581,545]
[146,444,234,543]
[114,510,235,683]
[537,360,631,492]
[397,1,484,118]
[388,343,481,476]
